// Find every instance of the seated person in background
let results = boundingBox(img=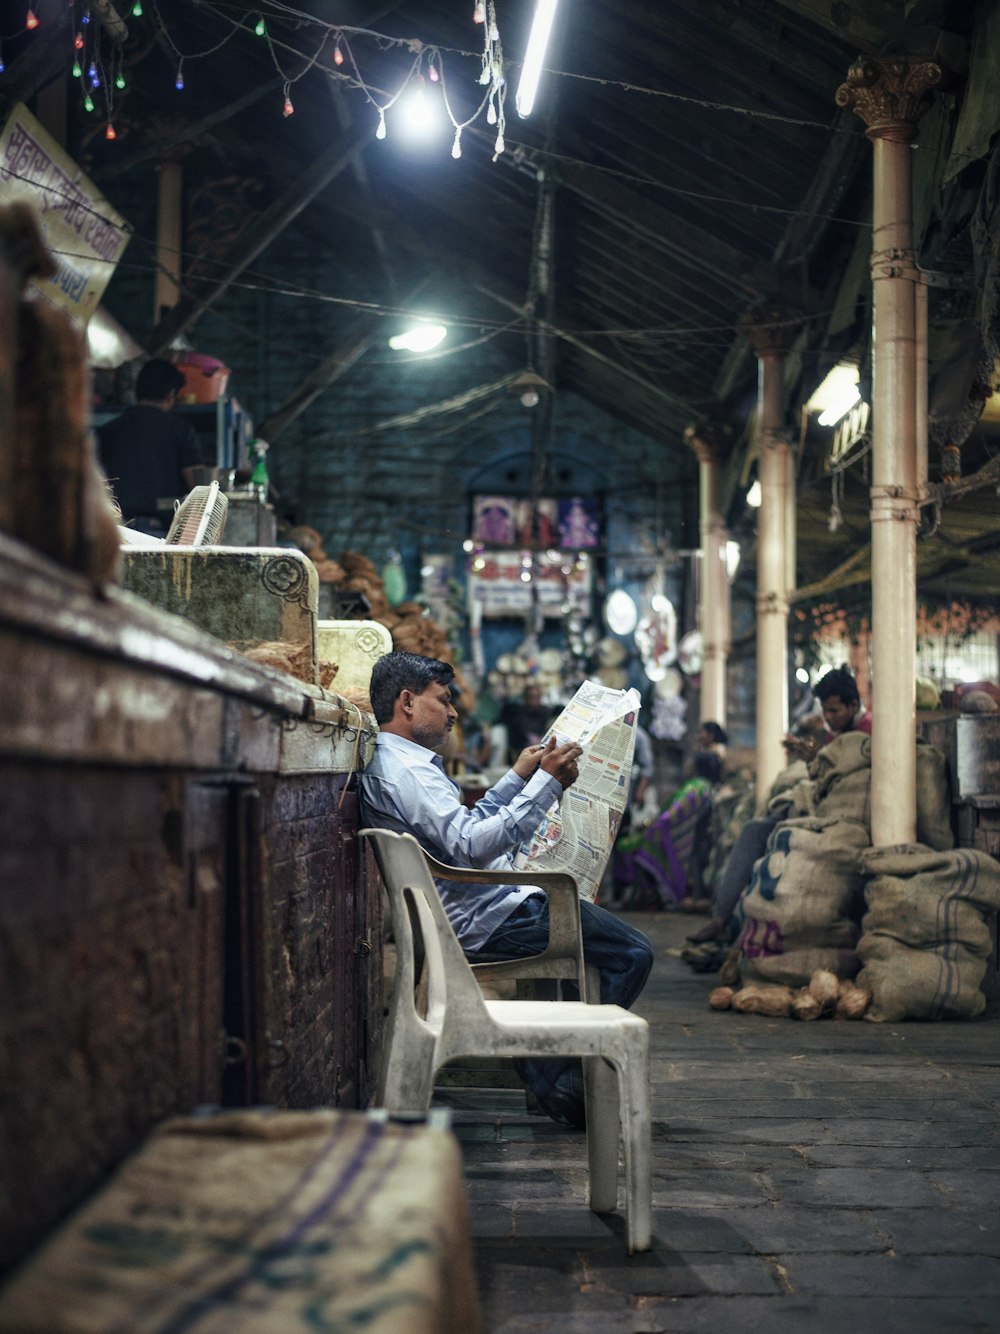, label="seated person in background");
[361,651,654,1130]
[688,665,871,947]
[782,666,871,763]
[96,359,202,535]
[696,720,728,763]
[500,682,553,760]
[614,751,722,910]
